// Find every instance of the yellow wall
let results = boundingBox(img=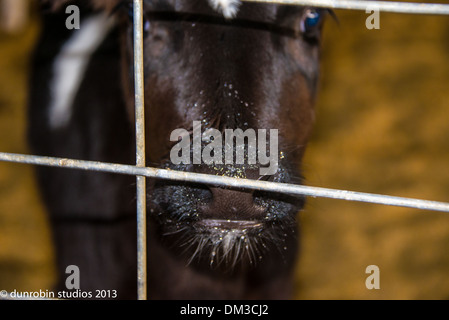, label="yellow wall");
[299,8,449,299]
[0,2,55,292]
